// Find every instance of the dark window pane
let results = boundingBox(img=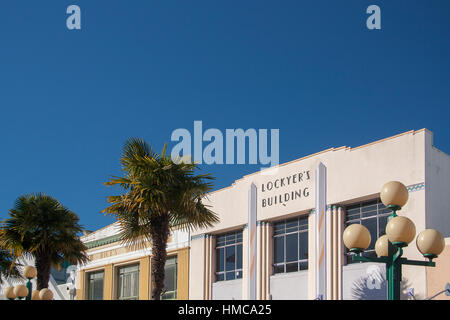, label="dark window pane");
[274,223,285,235]
[272,216,308,275]
[119,264,139,274]
[216,237,226,247]
[274,236,284,264]
[225,233,236,245]
[236,271,242,279]
[164,265,176,292]
[285,233,298,262]
[286,219,298,228]
[285,220,298,233]
[346,207,360,214]
[362,219,377,250]
[286,262,298,273]
[346,252,357,264]
[226,271,235,280]
[299,218,308,231]
[236,244,242,269]
[362,250,377,259]
[161,291,176,300]
[347,204,360,211]
[164,257,177,294]
[273,265,284,274]
[88,271,104,300]
[225,246,236,271]
[363,200,378,207]
[117,264,139,300]
[215,230,244,281]
[216,248,224,272]
[93,278,103,300]
[346,212,360,220]
[346,205,360,219]
[299,232,308,260]
[216,273,224,281]
[299,261,308,270]
[361,207,377,218]
[379,215,388,237]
